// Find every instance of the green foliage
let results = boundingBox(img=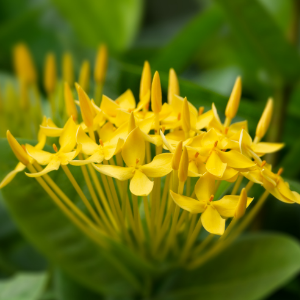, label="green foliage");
[152,6,224,73]
[51,0,143,54]
[0,272,47,300]
[154,234,300,300]
[214,0,300,83]
[0,138,153,296]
